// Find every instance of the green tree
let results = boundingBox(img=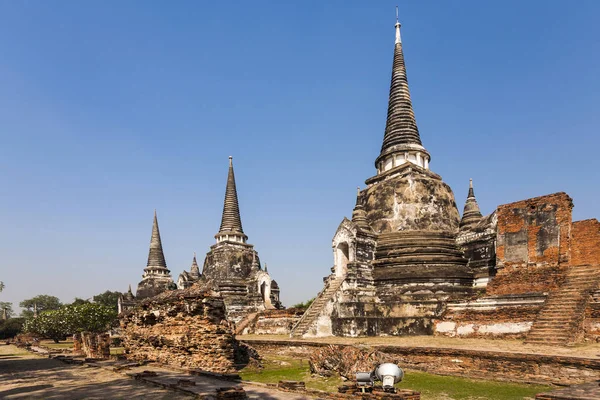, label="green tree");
[0,318,25,339]
[23,303,117,342]
[291,297,315,310]
[70,298,90,306]
[92,291,122,312]
[20,295,62,318]
[0,302,14,318]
